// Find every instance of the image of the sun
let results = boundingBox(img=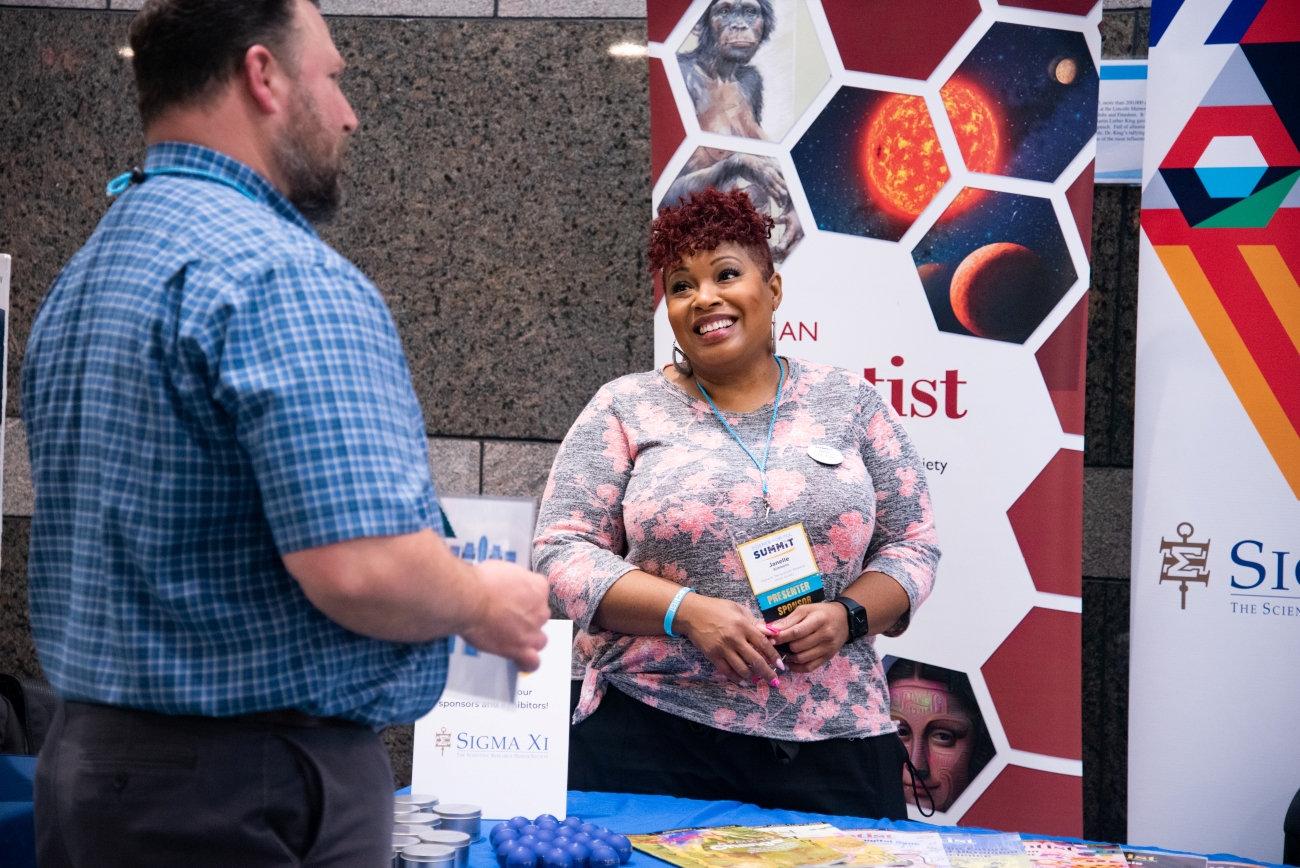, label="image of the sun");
[862,82,1001,221]
[862,94,950,220]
